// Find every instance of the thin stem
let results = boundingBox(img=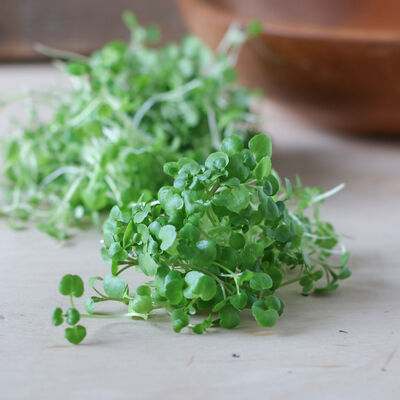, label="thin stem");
[116,263,137,276]
[209,181,220,197]
[81,312,141,319]
[70,98,102,126]
[312,183,345,204]
[185,297,199,311]
[93,287,106,298]
[214,262,240,293]
[190,264,232,297]
[34,43,89,62]
[206,106,220,149]
[133,79,201,127]
[280,277,301,287]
